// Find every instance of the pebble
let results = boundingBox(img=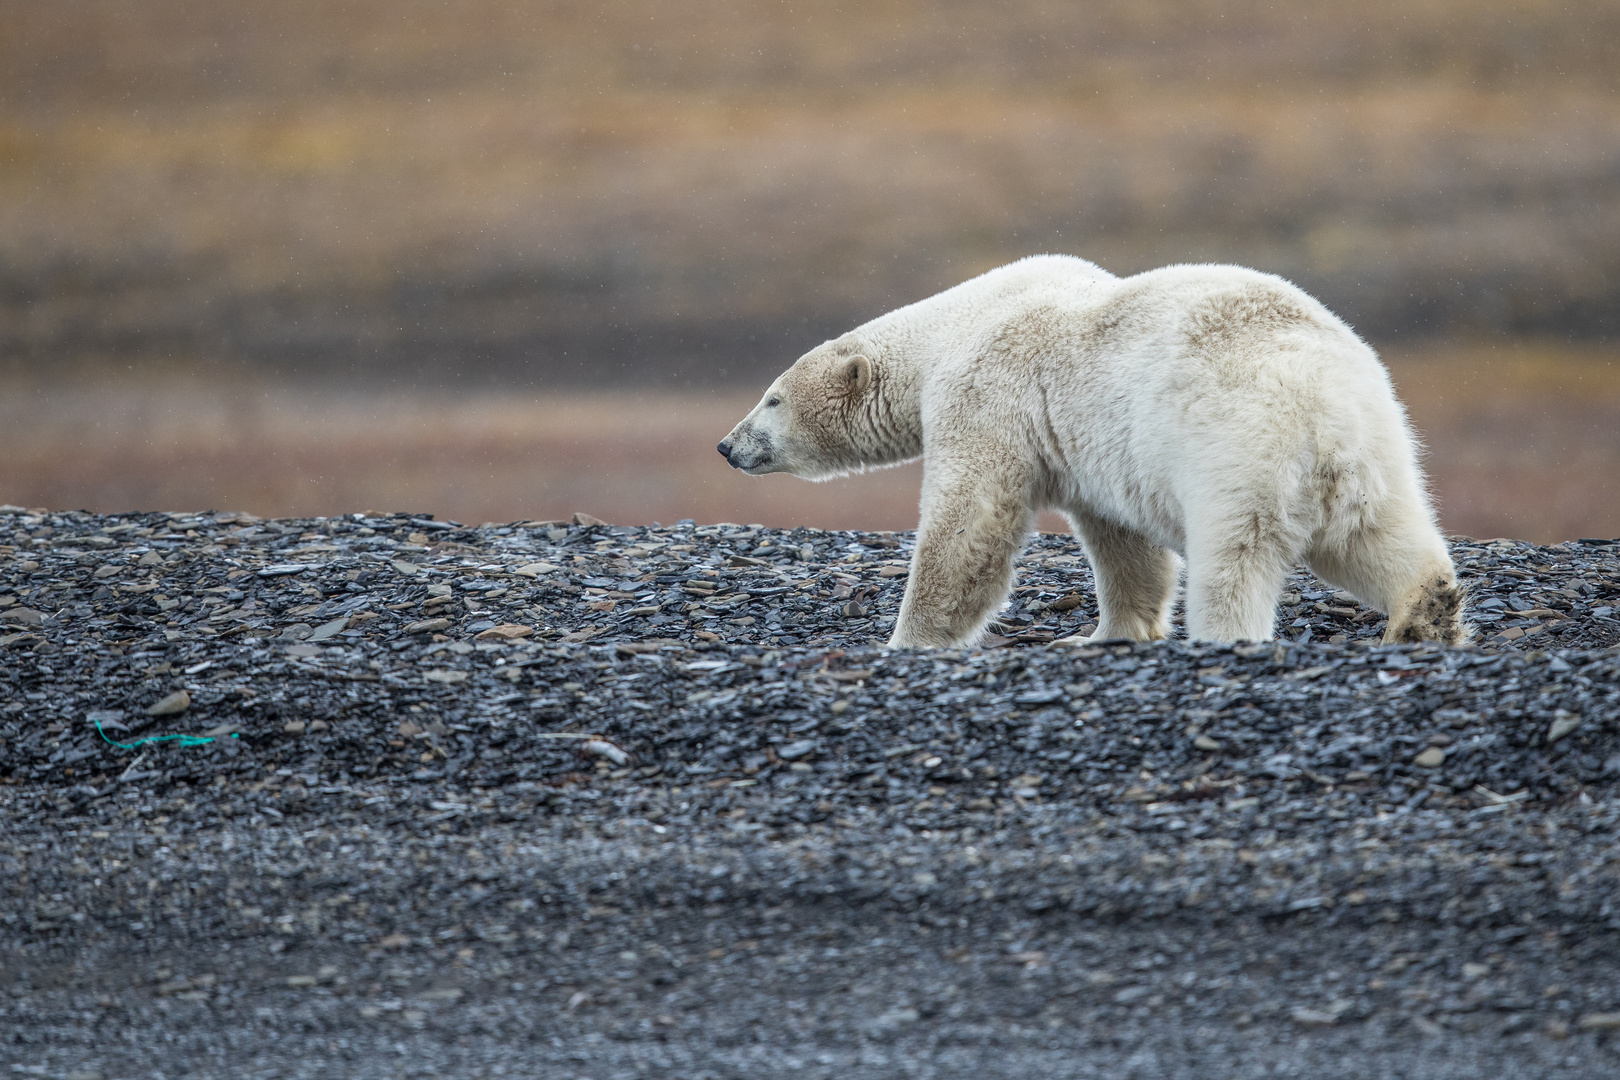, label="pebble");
[1,510,1618,1074]
[1547,712,1582,743]
[307,617,349,642]
[143,689,190,717]
[406,618,453,634]
[582,739,630,765]
[475,624,535,641]
[257,564,311,578]
[424,669,469,684]
[1289,1007,1341,1027]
